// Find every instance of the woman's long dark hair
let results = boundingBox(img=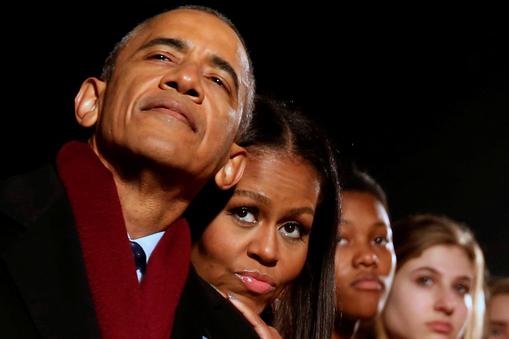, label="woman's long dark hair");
[237,95,340,339]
